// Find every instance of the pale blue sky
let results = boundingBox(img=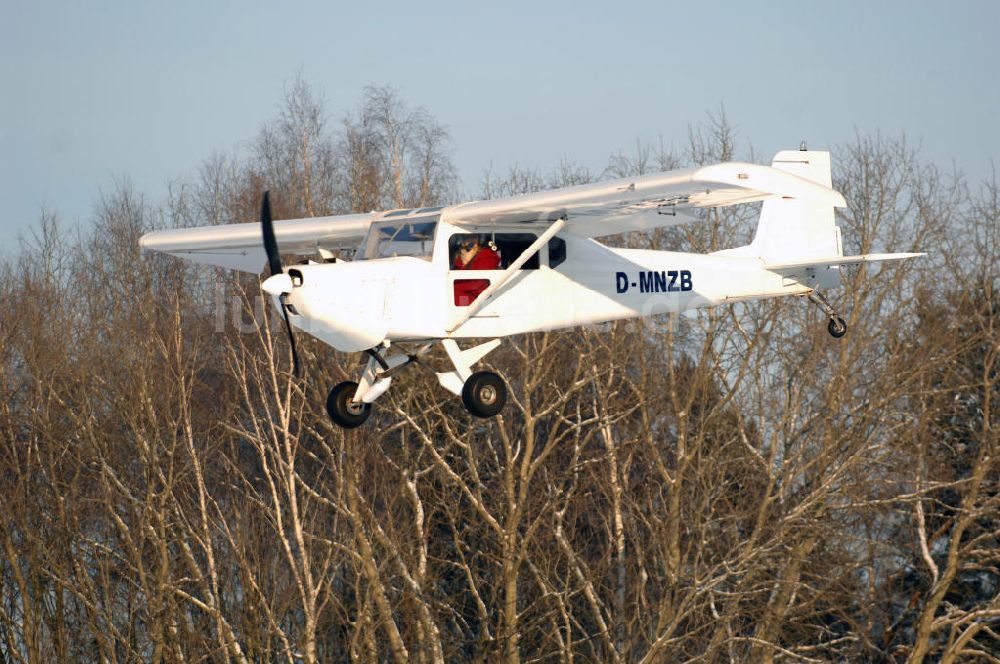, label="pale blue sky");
[3,1,997,247]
